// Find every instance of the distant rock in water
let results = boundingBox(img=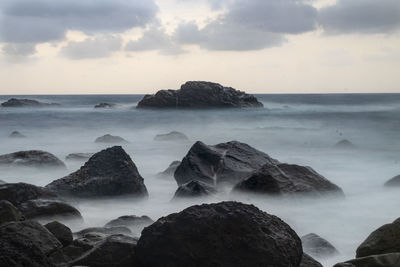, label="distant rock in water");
[0,150,66,169]
[104,215,154,228]
[301,233,339,259]
[157,160,181,177]
[1,98,59,107]
[154,131,189,141]
[46,146,148,198]
[173,180,217,199]
[95,134,128,144]
[384,175,400,187]
[136,201,302,267]
[65,153,94,161]
[9,131,26,138]
[334,139,355,149]
[94,102,117,109]
[137,81,263,109]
